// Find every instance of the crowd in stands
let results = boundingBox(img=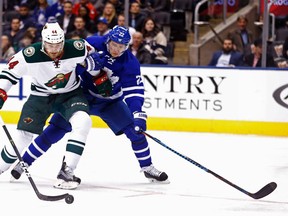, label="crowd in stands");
[208,14,288,68]
[1,0,170,65]
[2,1,288,68]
